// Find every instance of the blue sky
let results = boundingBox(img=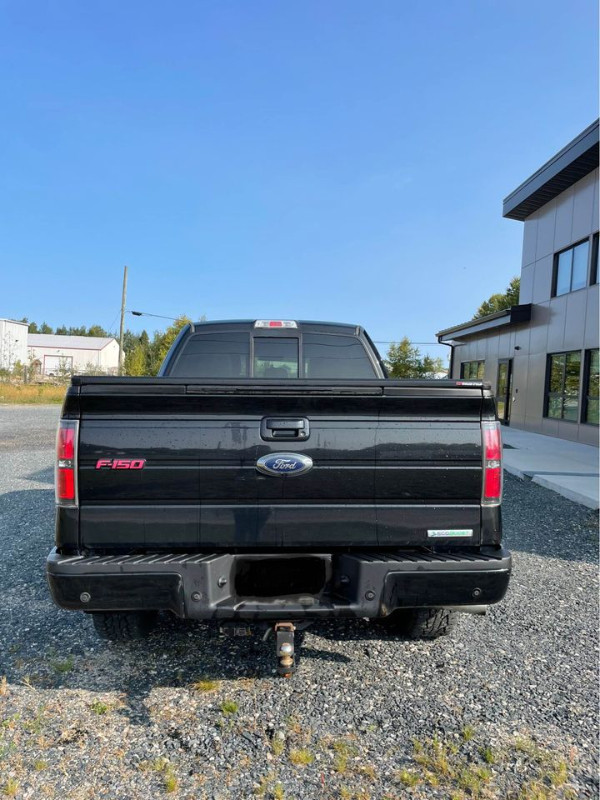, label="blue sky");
[0,0,597,360]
